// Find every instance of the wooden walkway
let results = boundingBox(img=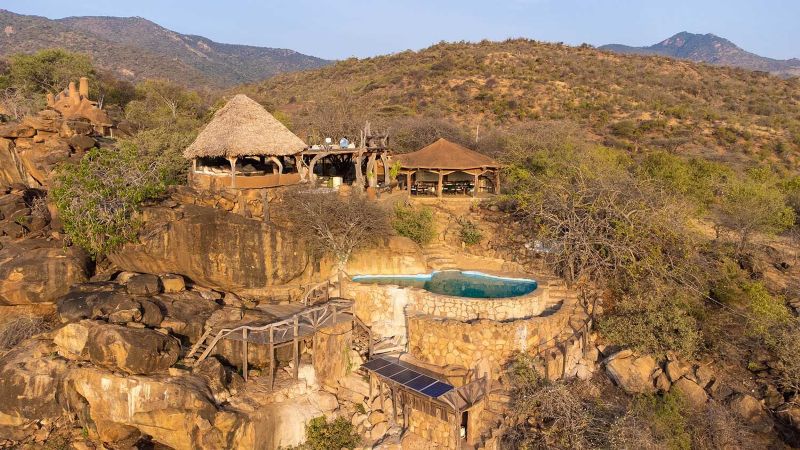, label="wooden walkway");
[186,298,357,385]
